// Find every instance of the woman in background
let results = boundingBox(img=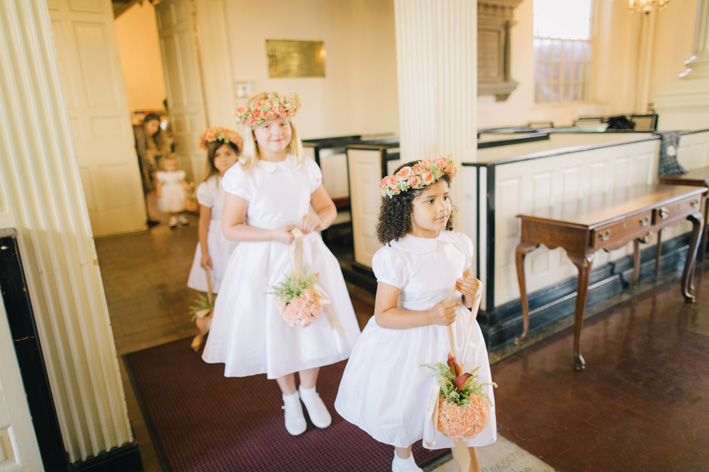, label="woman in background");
[133,112,173,227]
